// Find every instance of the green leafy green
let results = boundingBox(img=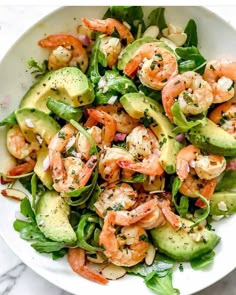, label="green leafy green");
[127,254,179,295]
[103,6,145,36]
[0,112,17,127]
[184,19,198,47]
[216,170,236,191]
[31,173,37,210]
[87,38,107,84]
[95,70,137,105]
[190,251,215,269]
[121,173,147,183]
[14,198,67,258]
[46,97,83,122]
[87,184,102,211]
[147,7,167,32]
[171,102,207,133]
[138,85,162,102]
[178,196,189,217]
[28,59,49,78]
[176,46,206,74]
[191,193,210,228]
